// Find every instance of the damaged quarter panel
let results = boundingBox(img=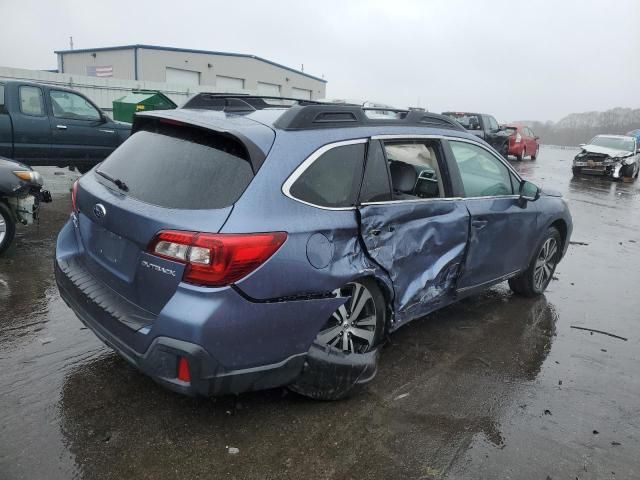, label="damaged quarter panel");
[224,130,392,302]
[359,200,469,325]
